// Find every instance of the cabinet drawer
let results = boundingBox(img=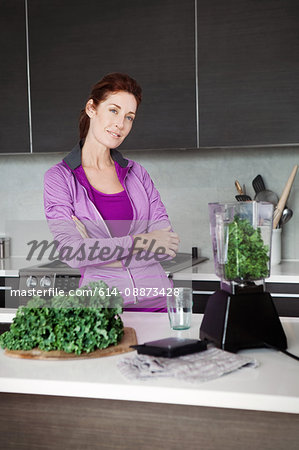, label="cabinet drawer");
[173,280,220,314]
[272,297,299,317]
[175,278,299,316]
[266,283,299,296]
[0,278,20,308]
